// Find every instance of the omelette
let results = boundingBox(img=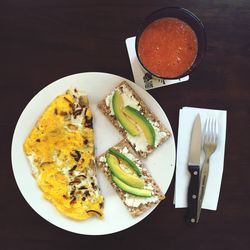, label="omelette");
[23,88,104,220]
